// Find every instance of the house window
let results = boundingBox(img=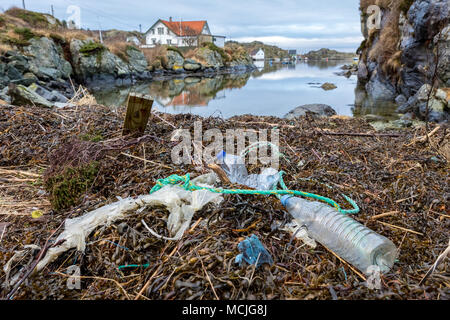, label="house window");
[167,40,172,45]
[152,38,157,44]
[151,29,155,35]
[167,29,170,35]
[158,27,164,35]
